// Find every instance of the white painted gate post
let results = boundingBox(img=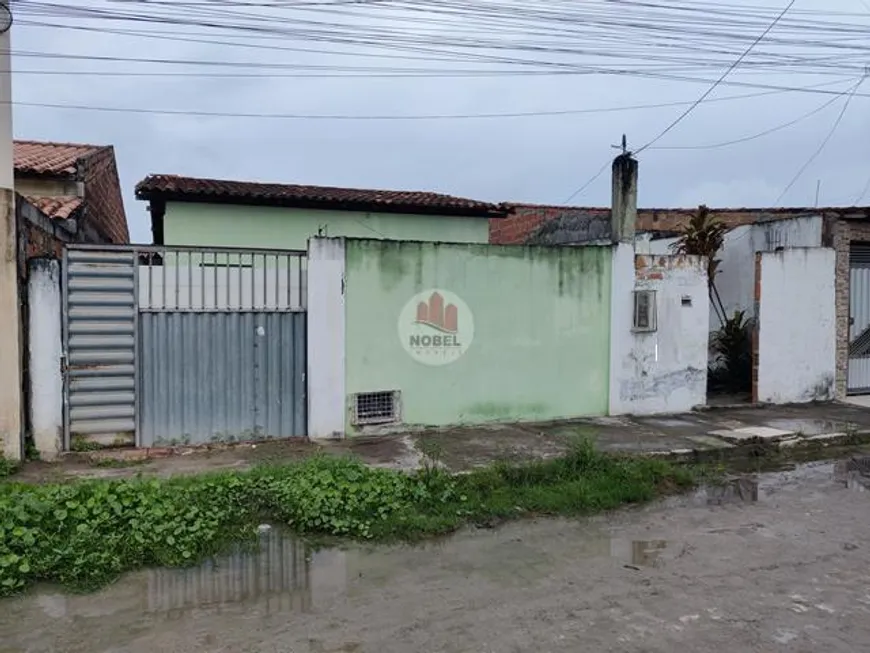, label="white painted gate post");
[306,237,346,439]
[28,258,63,460]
